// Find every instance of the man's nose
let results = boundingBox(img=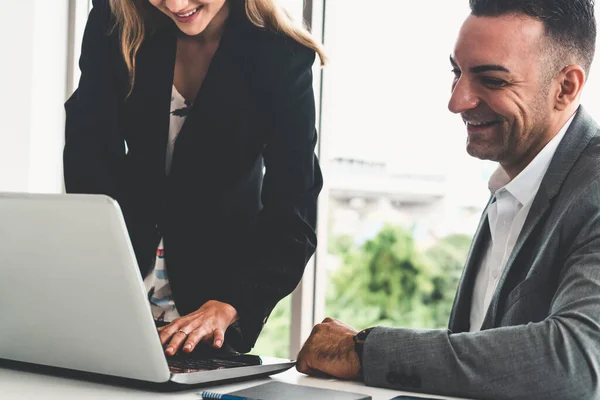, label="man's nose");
[448,77,479,114]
